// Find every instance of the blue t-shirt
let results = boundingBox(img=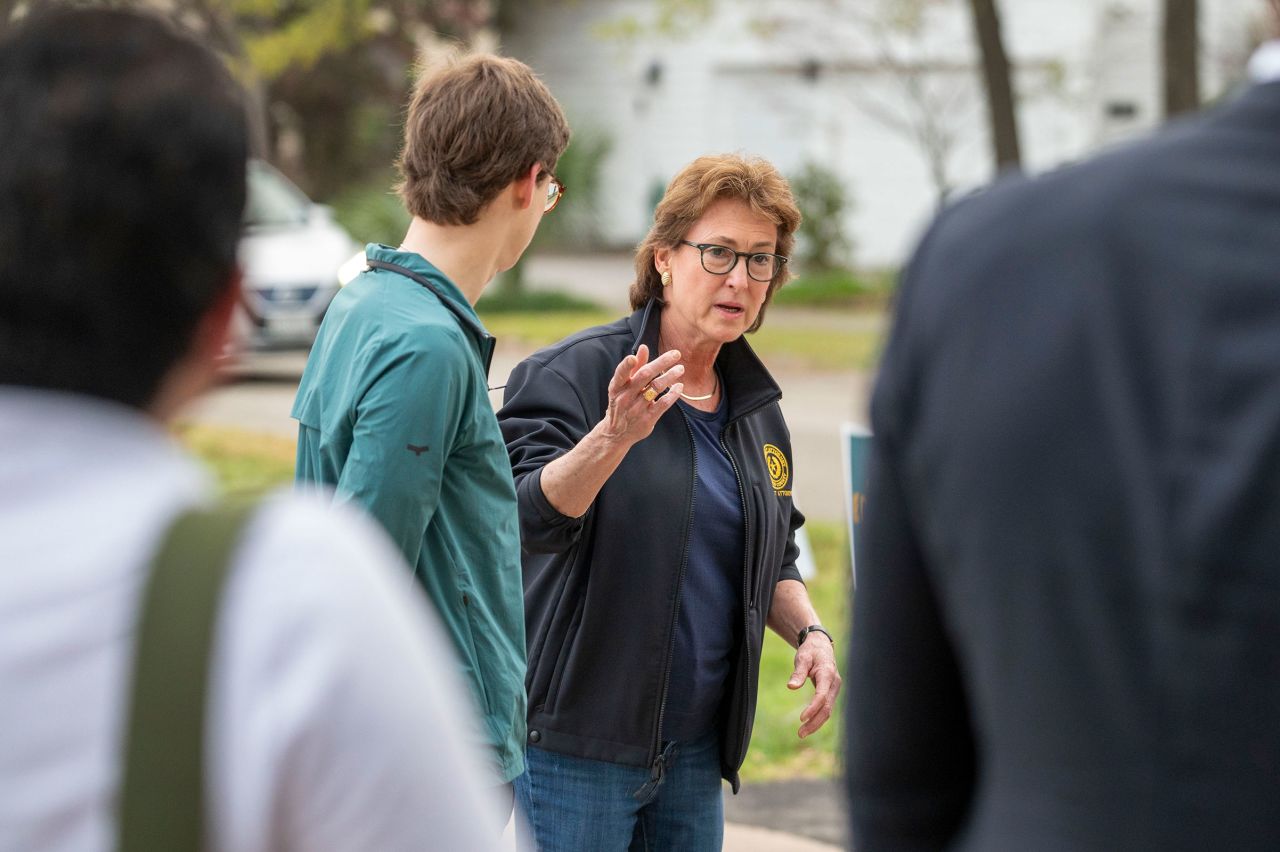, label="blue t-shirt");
[664,390,745,742]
